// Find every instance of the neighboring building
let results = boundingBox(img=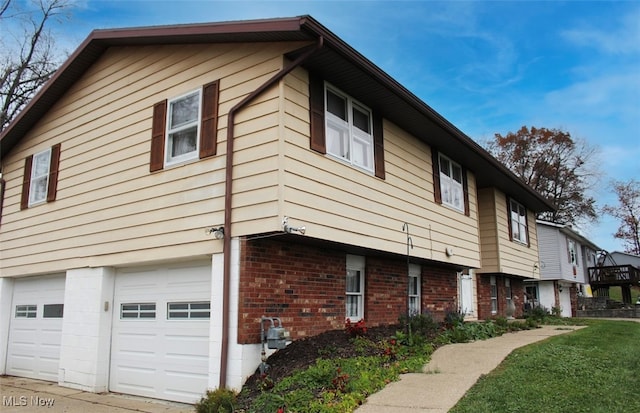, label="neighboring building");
[605,251,640,269]
[0,16,552,403]
[534,220,600,317]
